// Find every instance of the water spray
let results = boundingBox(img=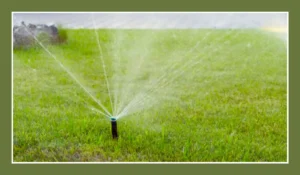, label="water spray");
[110,117,118,139]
